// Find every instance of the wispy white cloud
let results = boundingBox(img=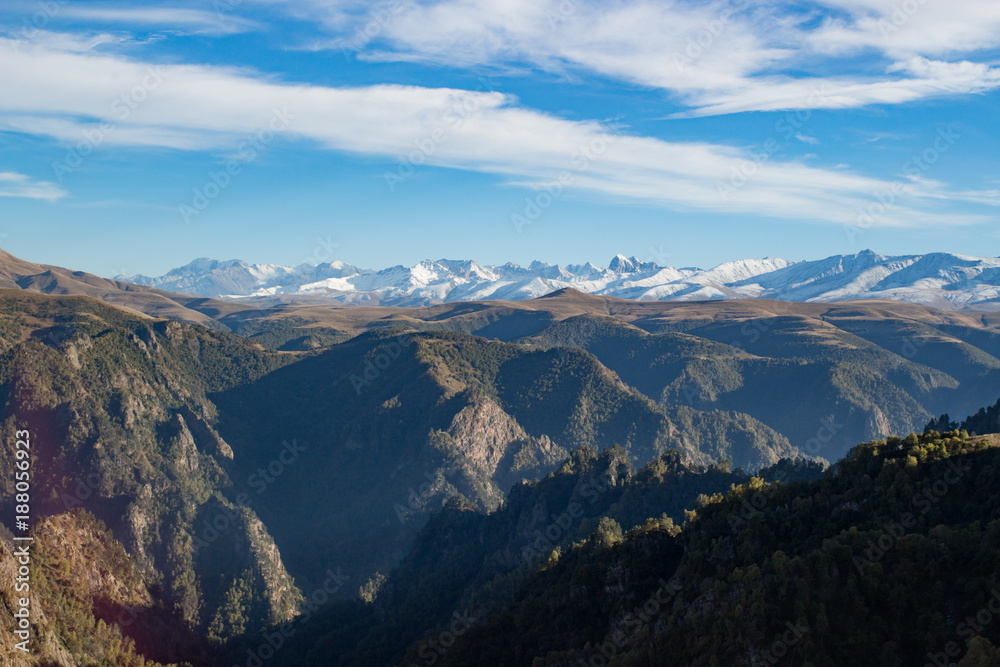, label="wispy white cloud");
[0,172,66,200]
[57,6,261,35]
[907,180,1000,207]
[669,59,1000,117]
[6,29,130,52]
[808,0,1000,58]
[0,35,989,228]
[270,0,1000,116]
